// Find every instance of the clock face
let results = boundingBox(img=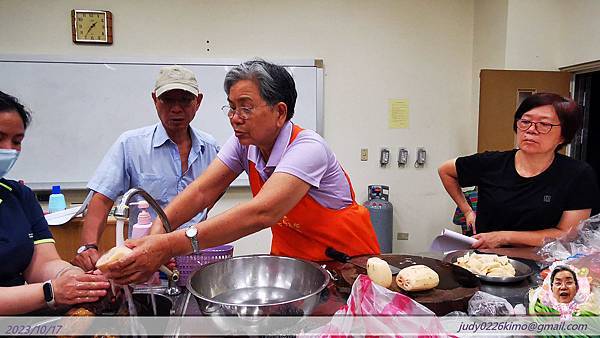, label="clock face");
[71,10,113,44]
[76,12,106,41]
